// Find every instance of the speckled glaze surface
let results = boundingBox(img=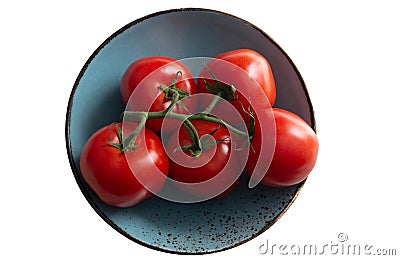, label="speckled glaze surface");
[66,8,315,254]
